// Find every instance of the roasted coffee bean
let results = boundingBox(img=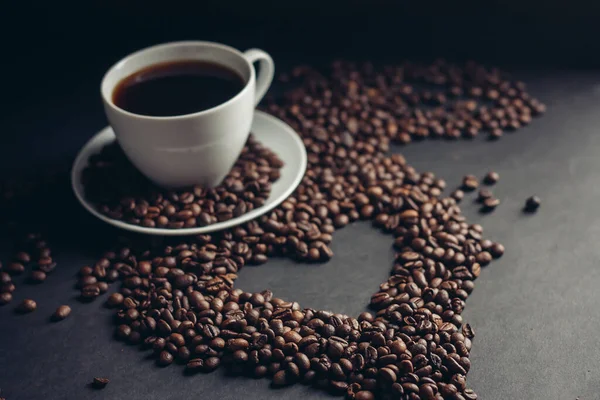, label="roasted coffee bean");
[52,305,72,321]
[524,195,541,212]
[6,262,25,275]
[1,283,15,293]
[461,175,478,191]
[451,189,464,202]
[490,243,505,258]
[0,292,12,306]
[83,135,283,229]
[106,293,124,307]
[0,272,11,284]
[204,357,220,371]
[158,351,174,366]
[28,270,47,284]
[481,197,500,212]
[355,391,375,400]
[81,284,100,300]
[16,299,36,314]
[483,171,499,185]
[15,251,31,263]
[92,377,109,389]
[476,189,493,203]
